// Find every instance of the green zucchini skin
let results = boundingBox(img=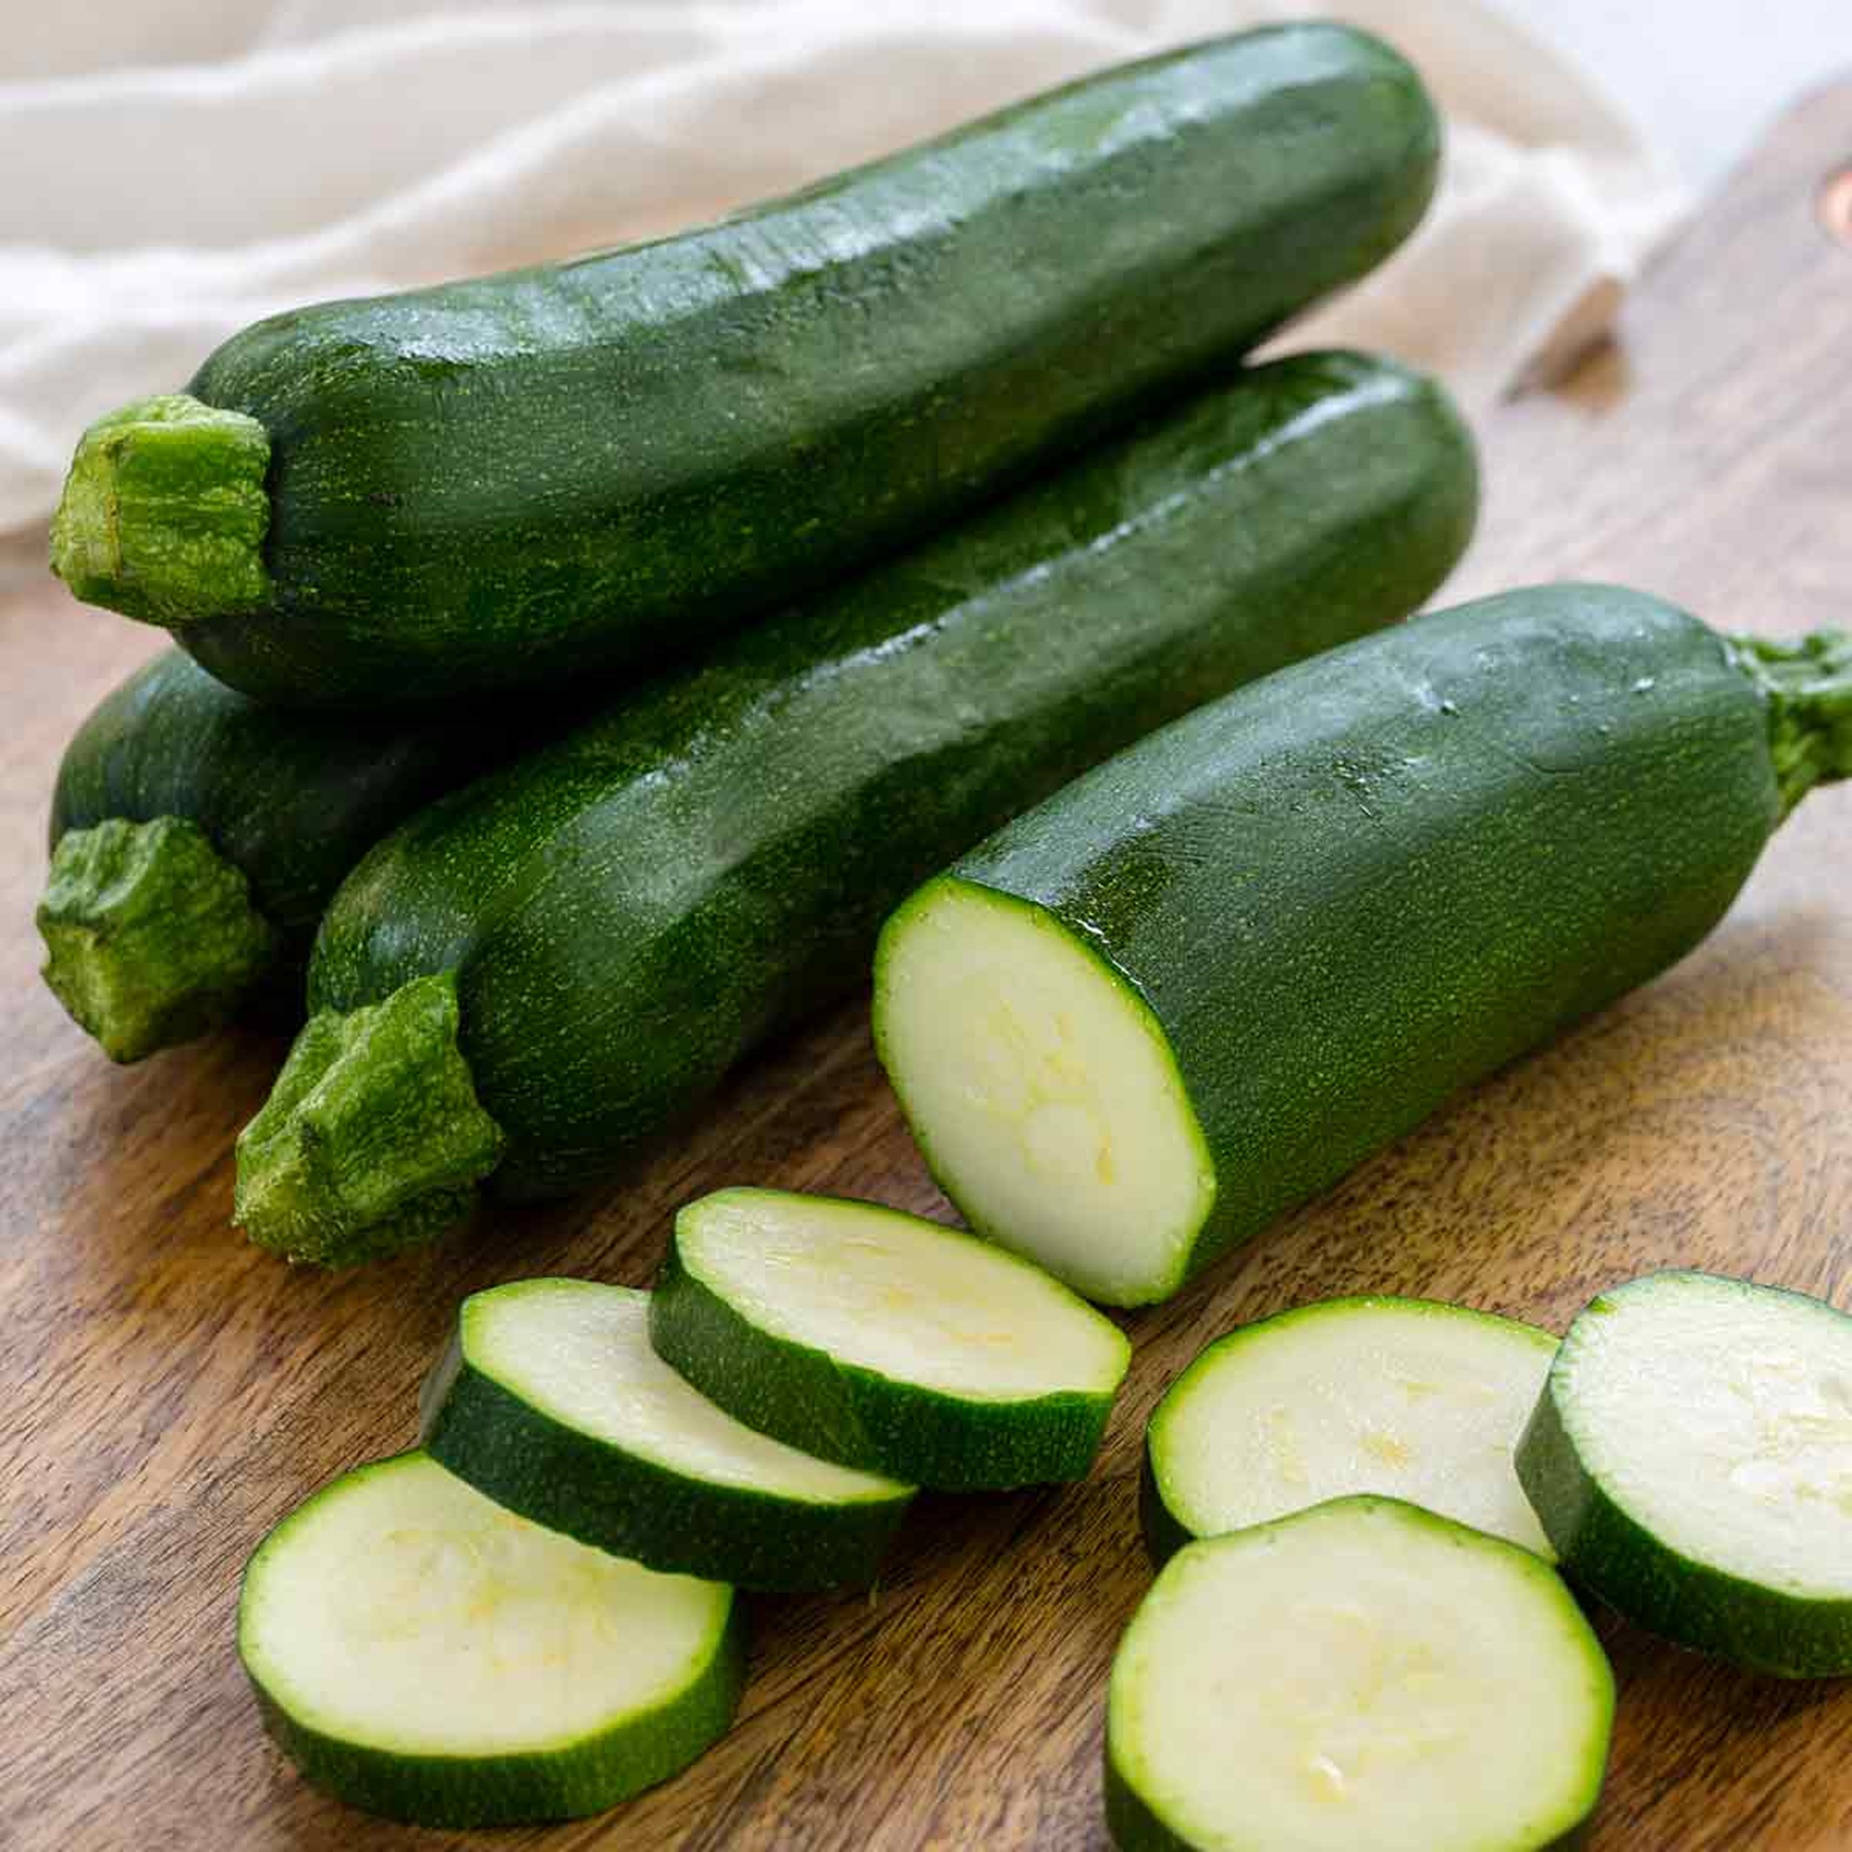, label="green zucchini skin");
[48,650,524,982]
[906,586,1810,1301]
[290,351,1474,1227]
[1517,1271,1852,1680]
[163,25,1438,705]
